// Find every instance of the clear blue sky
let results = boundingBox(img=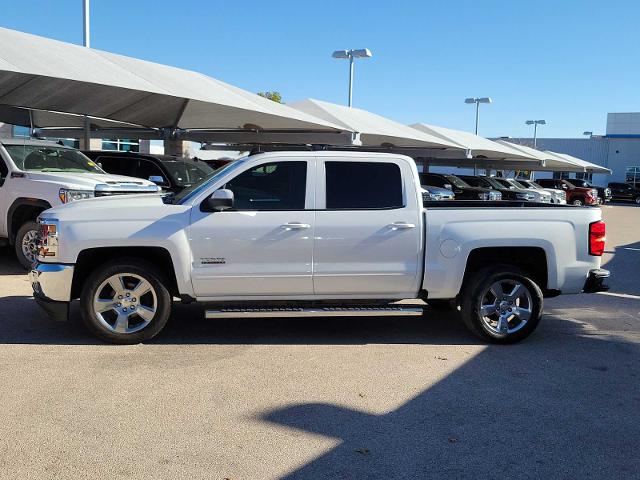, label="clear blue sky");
[1,0,638,138]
